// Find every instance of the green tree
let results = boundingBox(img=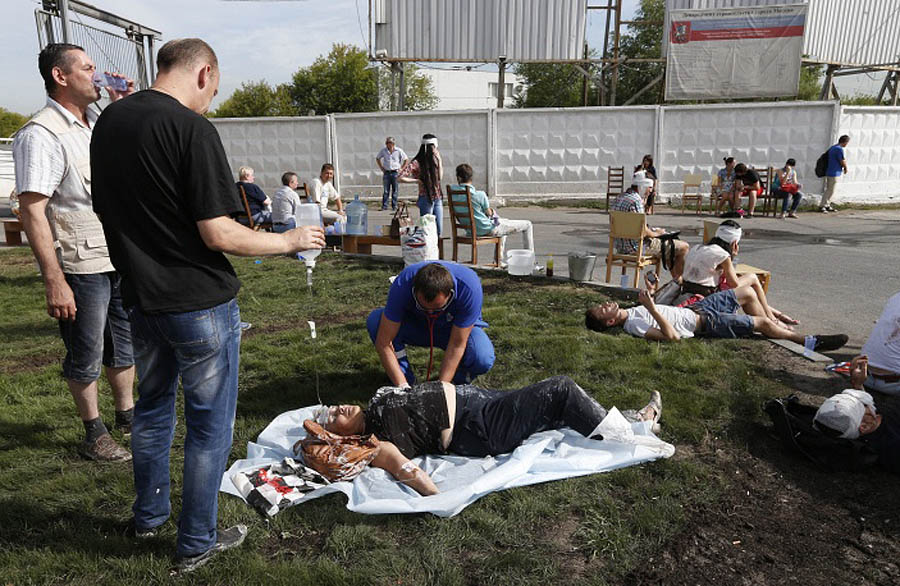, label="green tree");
[0,107,28,137]
[289,44,436,114]
[611,0,665,106]
[512,62,598,108]
[796,64,824,101]
[210,80,296,118]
